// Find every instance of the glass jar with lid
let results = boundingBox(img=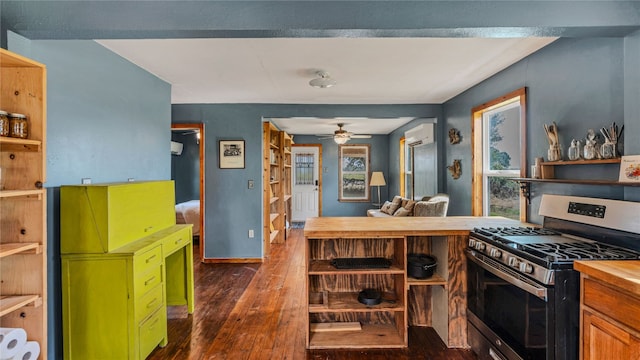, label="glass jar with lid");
[9,113,28,139]
[0,110,9,137]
